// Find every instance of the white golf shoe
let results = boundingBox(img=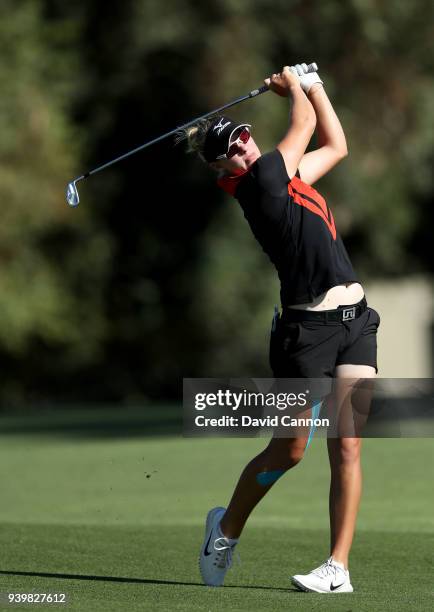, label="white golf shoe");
[199,506,238,586]
[292,557,353,593]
